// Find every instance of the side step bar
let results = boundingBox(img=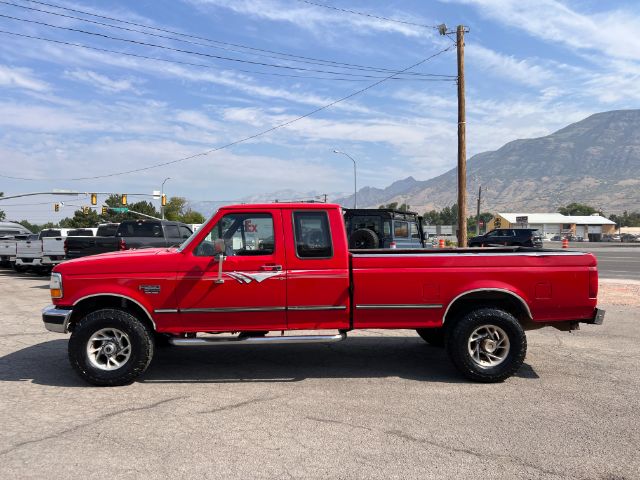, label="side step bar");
[168,332,347,346]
